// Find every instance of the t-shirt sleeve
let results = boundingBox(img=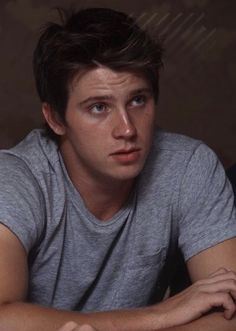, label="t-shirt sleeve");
[0,153,45,253]
[178,143,236,261]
